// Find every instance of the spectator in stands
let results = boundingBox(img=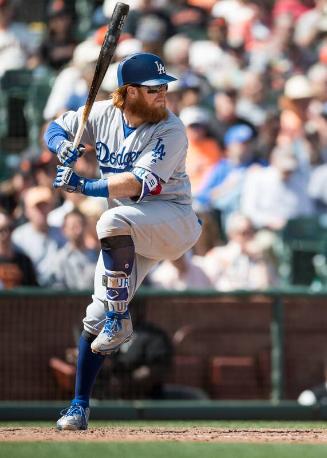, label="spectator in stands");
[176,71,211,113]
[277,74,320,173]
[298,357,327,406]
[134,13,167,57]
[165,74,211,117]
[96,320,174,400]
[165,80,183,115]
[241,144,315,231]
[63,60,97,112]
[48,194,106,253]
[254,111,281,161]
[298,382,327,406]
[279,72,322,172]
[279,74,313,143]
[0,0,38,76]
[39,0,77,71]
[0,210,37,288]
[206,15,230,52]
[47,191,85,228]
[308,162,327,212]
[213,90,257,147]
[273,0,313,24]
[149,251,212,290]
[308,101,327,161]
[168,0,208,40]
[163,34,192,76]
[51,316,174,400]
[0,161,35,217]
[16,136,58,191]
[191,210,223,256]
[211,0,257,47]
[119,0,174,42]
[294,0,327,50]
[203,212,279,290]
[236,70,270,127]
[32,151,58,190]
[0,126,59,217]
[61,26,126,112]
[12,186,64,286]
[51,209,98,290]
[195,123,261,227]
[43,36,101,121]
[307,62,327,103]
[188,17,240,91]
[179,105,222,195]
